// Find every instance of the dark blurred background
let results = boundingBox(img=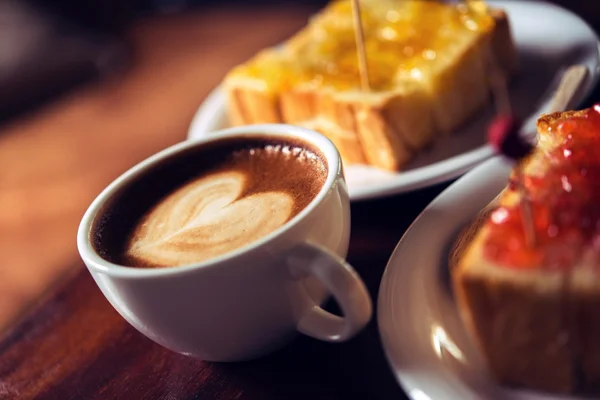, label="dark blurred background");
[1,0,598,125]
[1,0,332,124]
